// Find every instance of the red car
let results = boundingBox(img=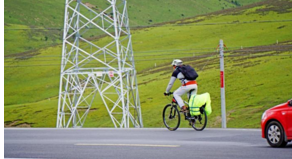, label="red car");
[261,99,292,147]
